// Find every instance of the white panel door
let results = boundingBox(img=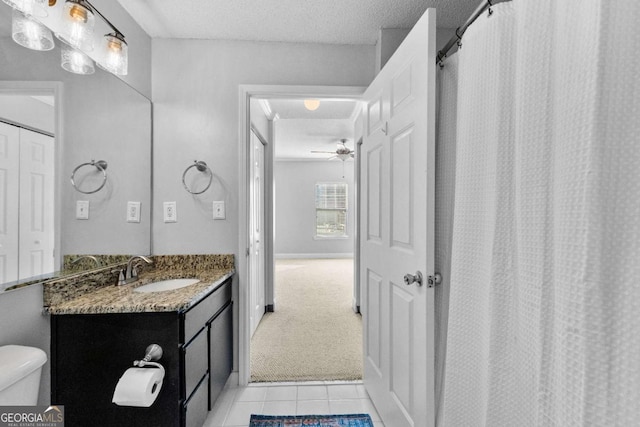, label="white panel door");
[0,123,20,285]
[19,128,54,280]
[249,130,266,337]
[360,9,436,427]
